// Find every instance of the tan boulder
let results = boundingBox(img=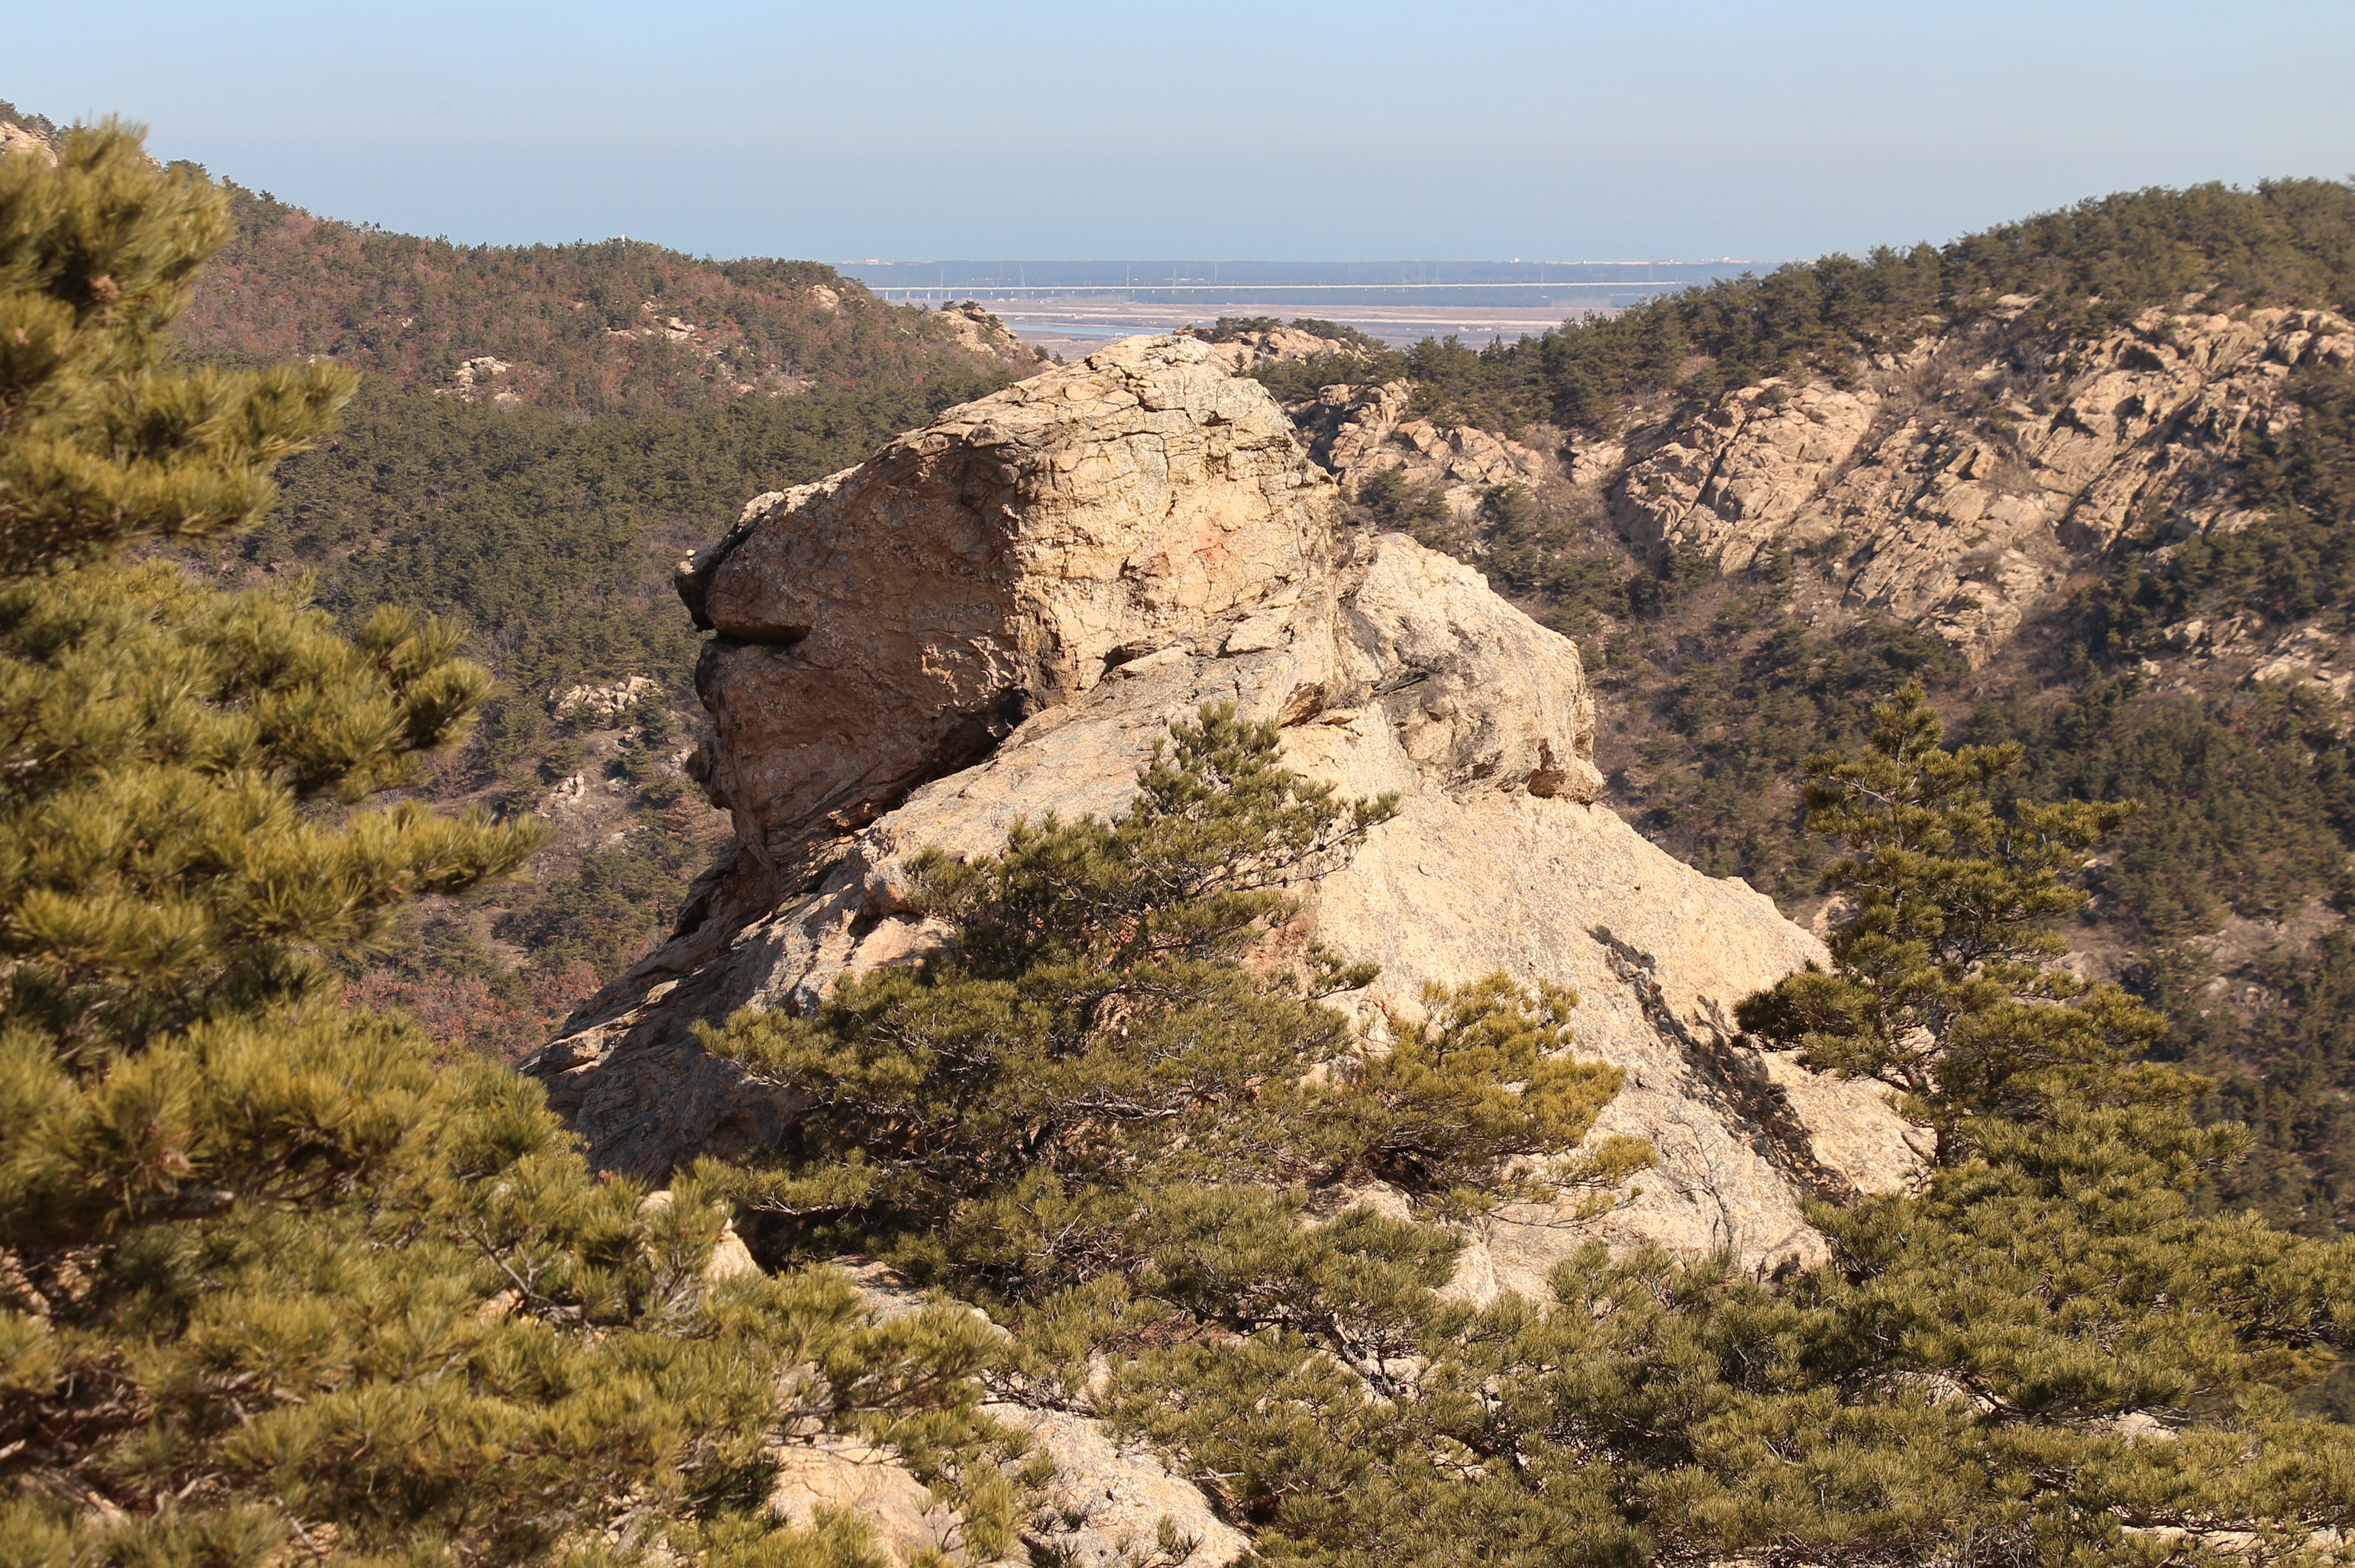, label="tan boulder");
[674,334,1336,874]
[769,1438,963,1564]
[987,1405,1249,1568]
[528,334,1915,1290]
